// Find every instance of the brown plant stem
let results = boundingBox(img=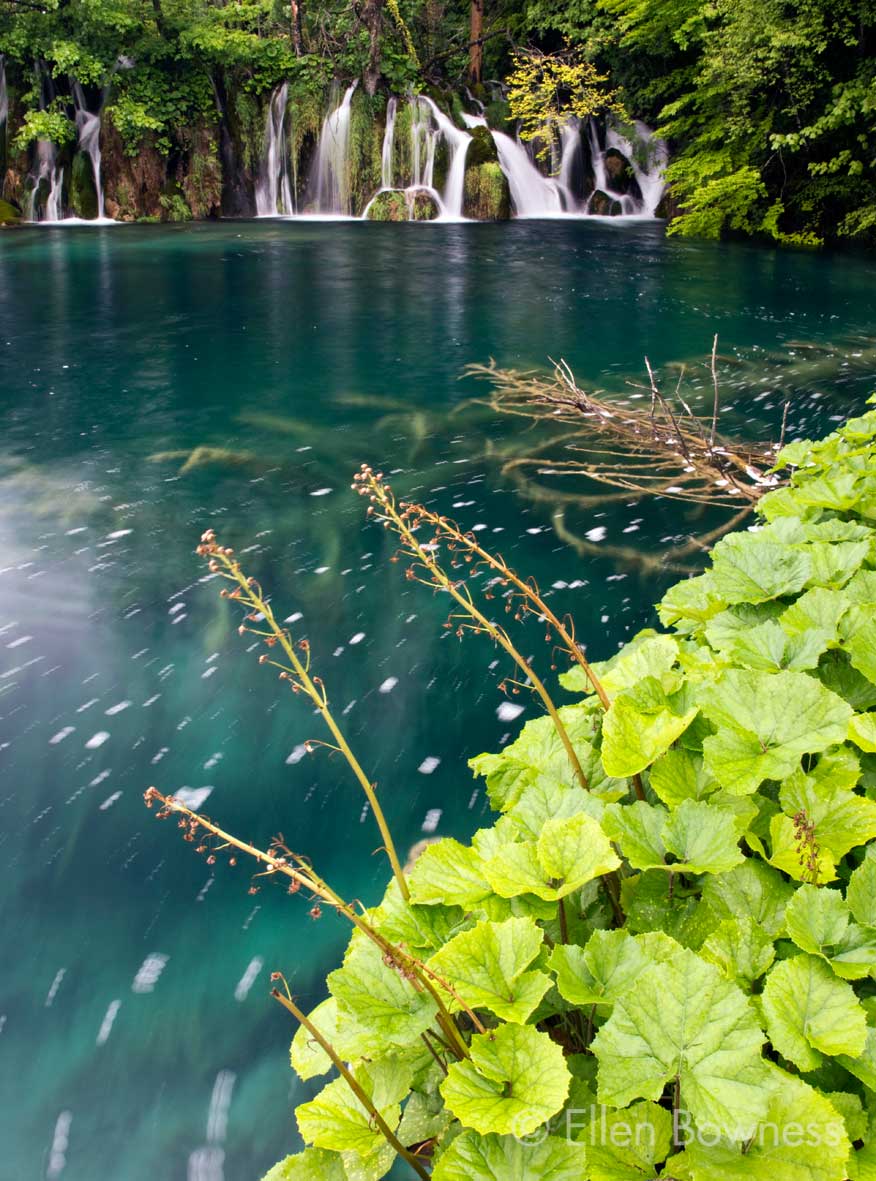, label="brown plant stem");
[198,532,409,901]
[272,989,432,1181]
[356,468,588,789]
